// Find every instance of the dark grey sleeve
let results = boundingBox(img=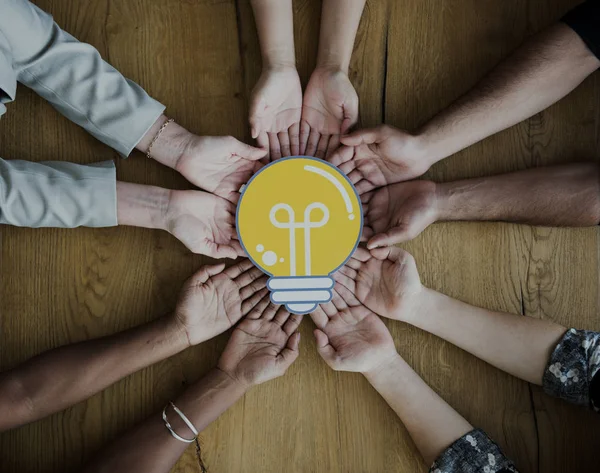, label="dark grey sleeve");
[430,429,519,473]
[543,328,600,411]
